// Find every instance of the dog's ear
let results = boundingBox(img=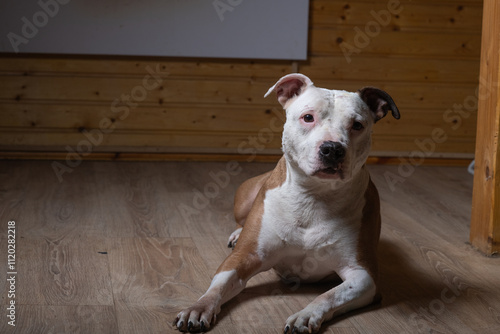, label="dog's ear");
[264,73,314,108]
[358,87,400,122]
